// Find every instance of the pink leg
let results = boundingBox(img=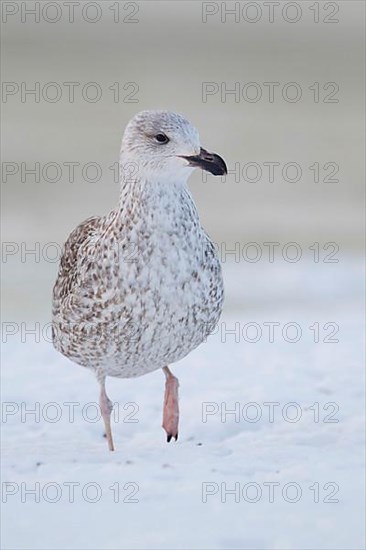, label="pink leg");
[99,380,115,451]
[162,366,179,442]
